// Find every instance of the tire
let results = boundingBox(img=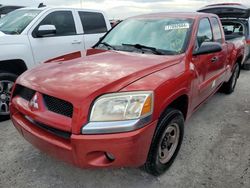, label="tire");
[221,63,240,94]
[144,108,184,176]
[0,72,18,122]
